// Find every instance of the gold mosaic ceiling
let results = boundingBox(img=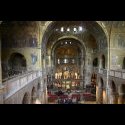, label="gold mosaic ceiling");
[56,46,78,58]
